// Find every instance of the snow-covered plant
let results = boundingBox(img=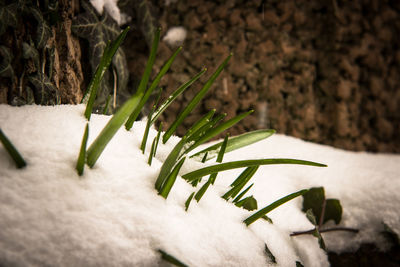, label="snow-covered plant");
[77,26,327,232]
